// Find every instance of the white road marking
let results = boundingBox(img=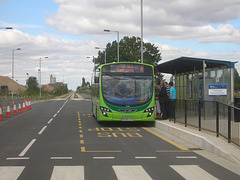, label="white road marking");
[135,157,157,159]
[19,139,36,157]
[0,166,25,180]
[113,165,152,180]
[50,157,72,160]
[38,126,47,134]
[48,118,53,124]
[176,156,197,159]
[53,114,57,117]
[93,157,115,159]
[170,165,219,180]
[50,166,84,180]
[6,157,29,160]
